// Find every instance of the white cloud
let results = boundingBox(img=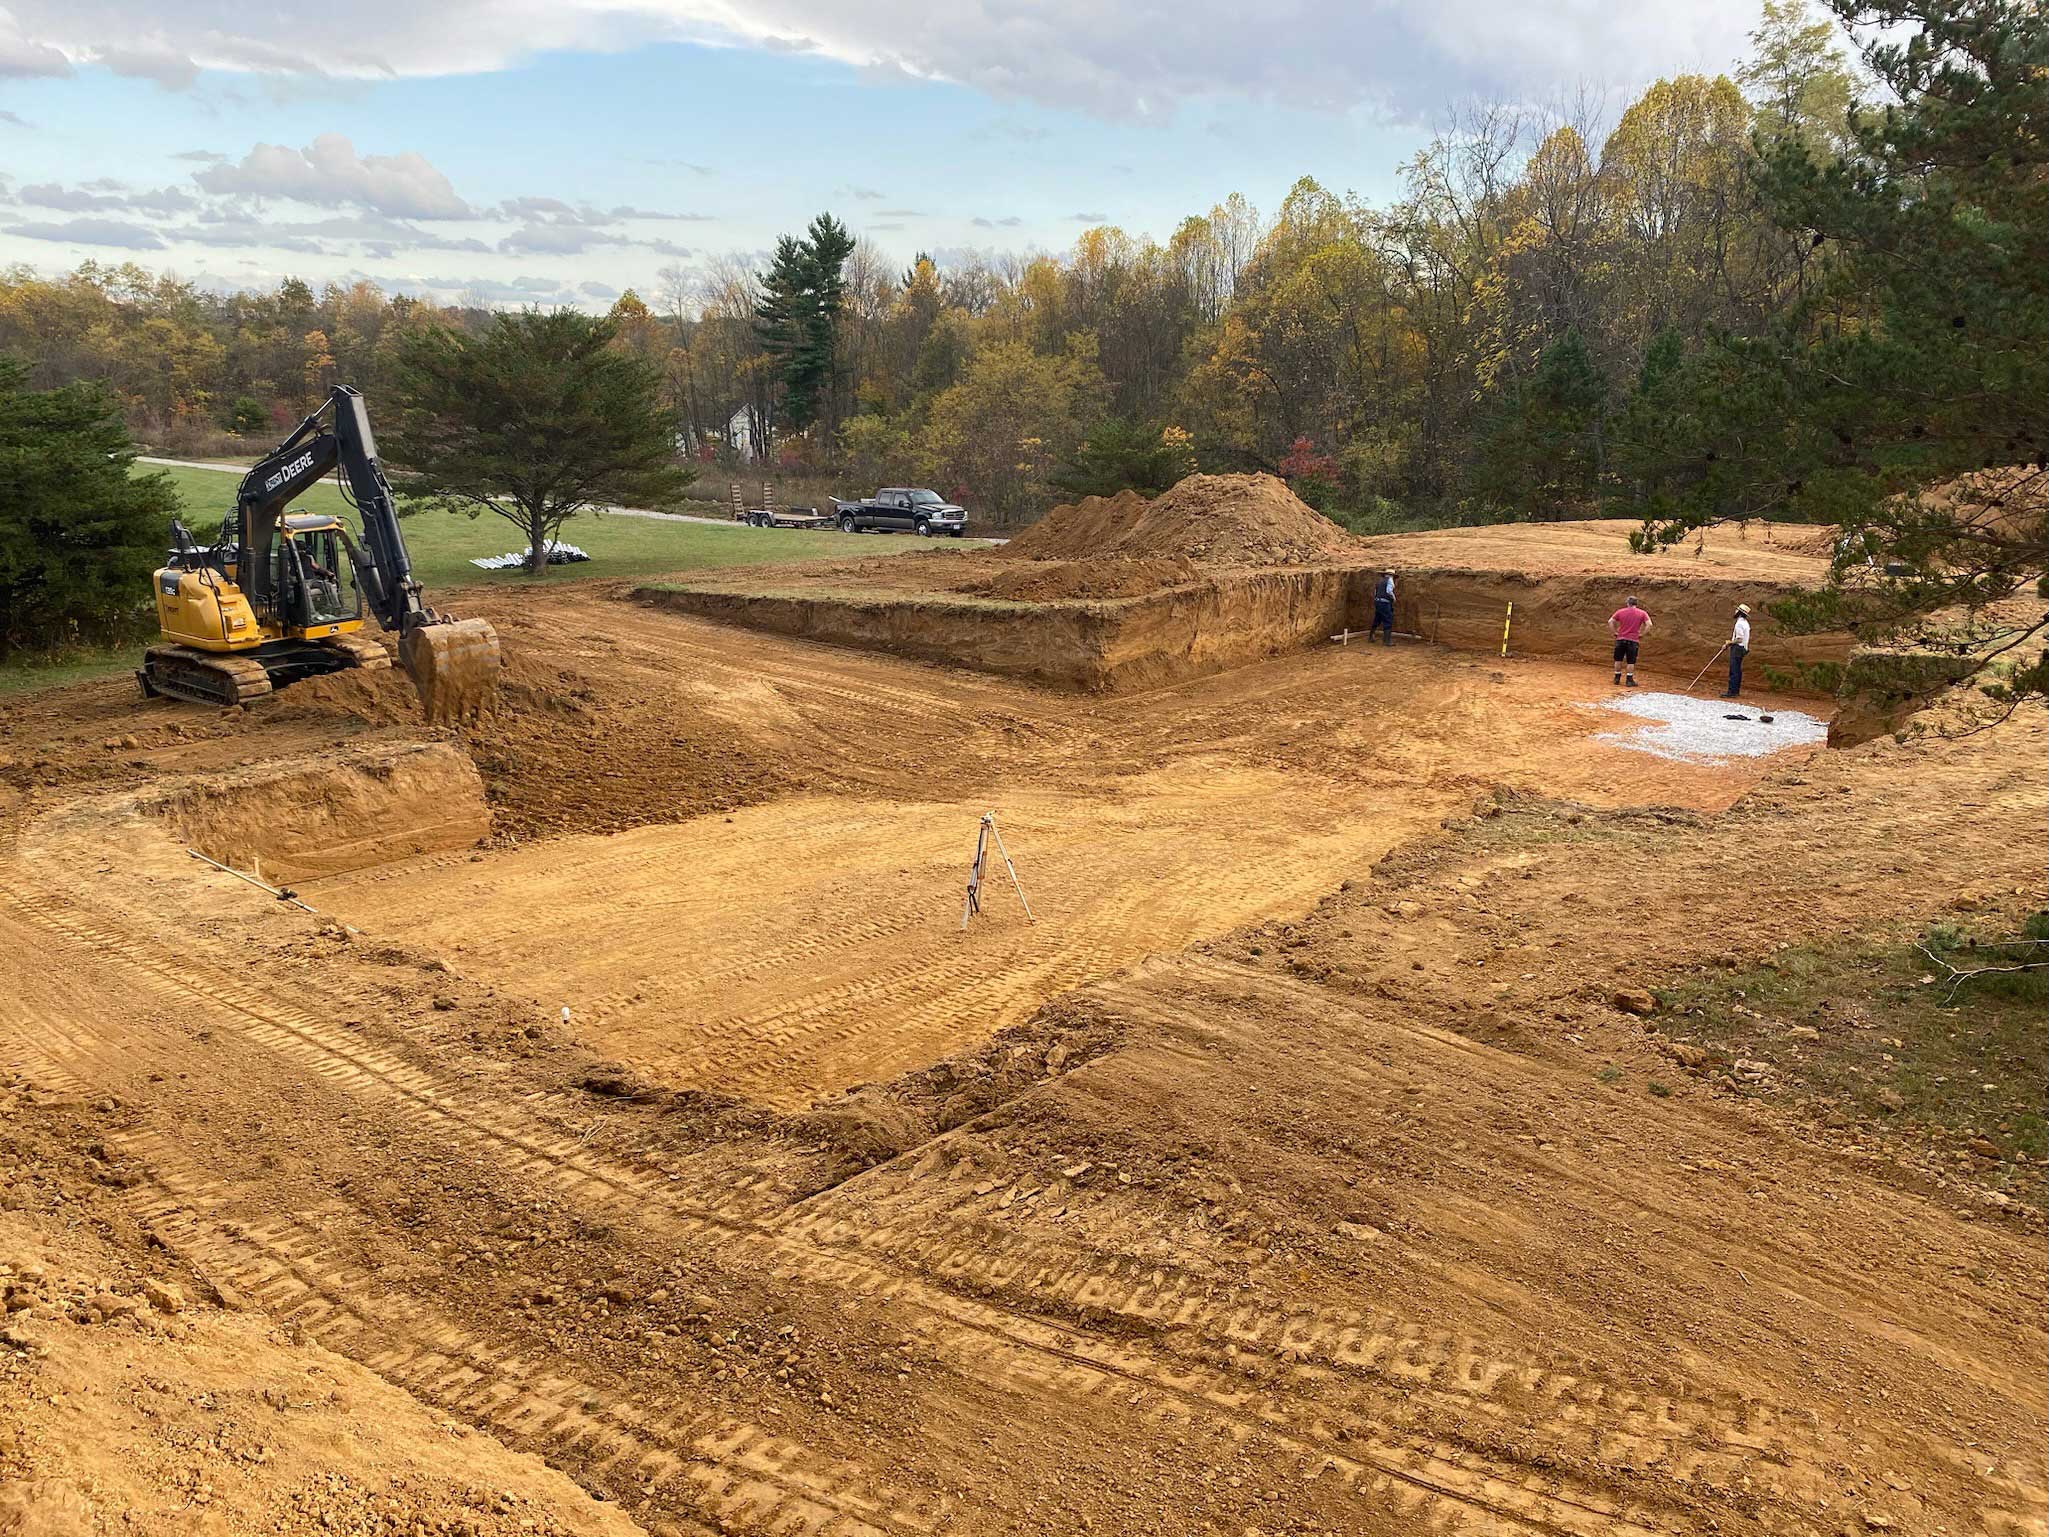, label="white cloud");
[195,134,472,218]
[610,203,711,221]
[181,212,493,253]
[19,180,196,213]
[386,272,581,305]
[497,195,588,223]
[7,0,1755,117]
[4,216,166,249]
[499,221,693,257]
[499,221,607,254]
[0,14,69,78]
[97,43,198,87]
[21,183,121,211]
